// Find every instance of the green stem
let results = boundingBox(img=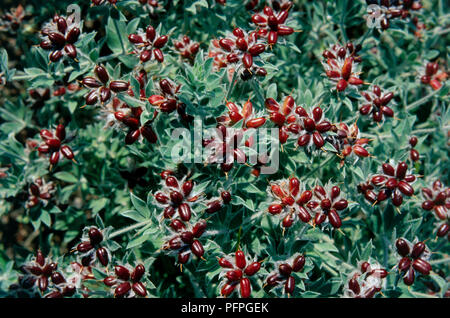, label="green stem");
[108,220,152,239]
[429,258,450,265]
[405,88,442,111]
